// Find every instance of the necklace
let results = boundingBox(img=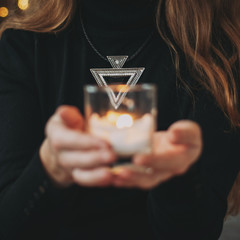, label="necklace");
[81,18,153,63]
[81,18,153,109]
